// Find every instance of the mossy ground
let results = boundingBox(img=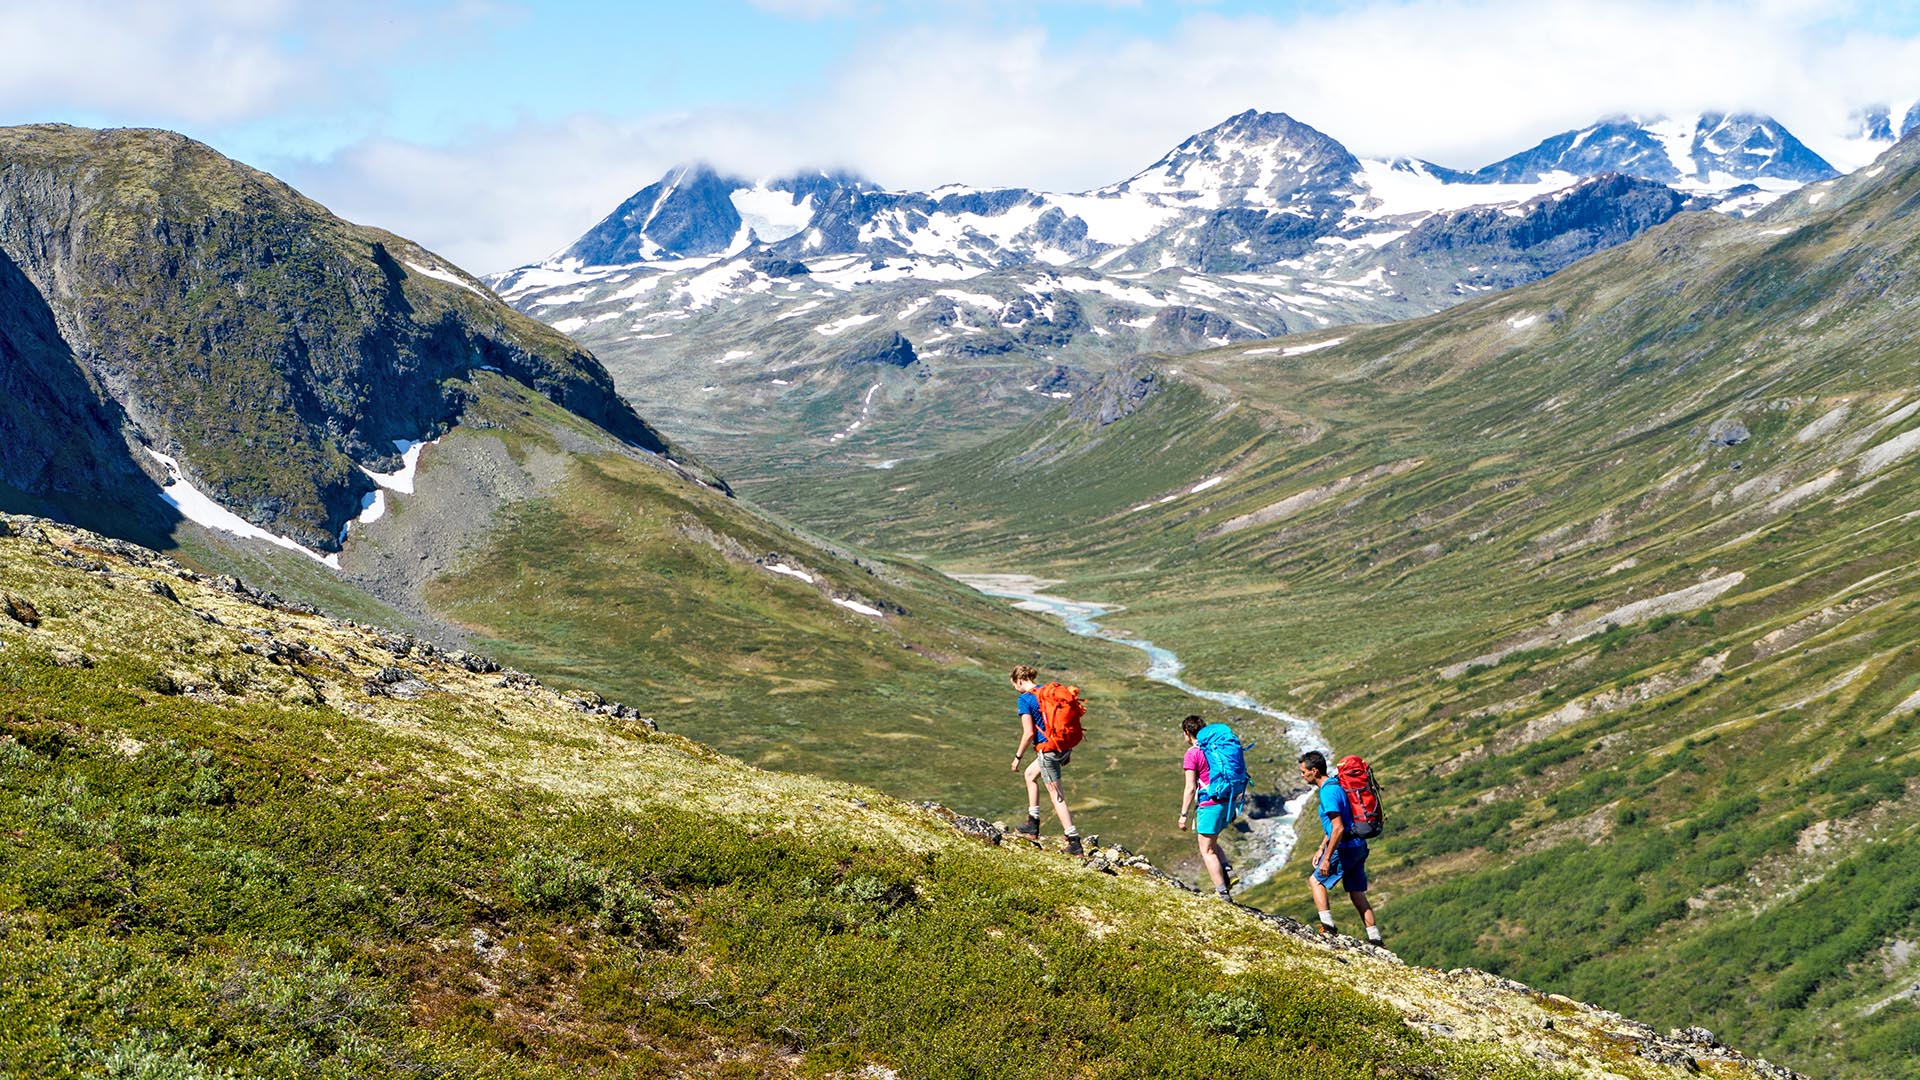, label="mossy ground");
[0,519,1764,1079]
